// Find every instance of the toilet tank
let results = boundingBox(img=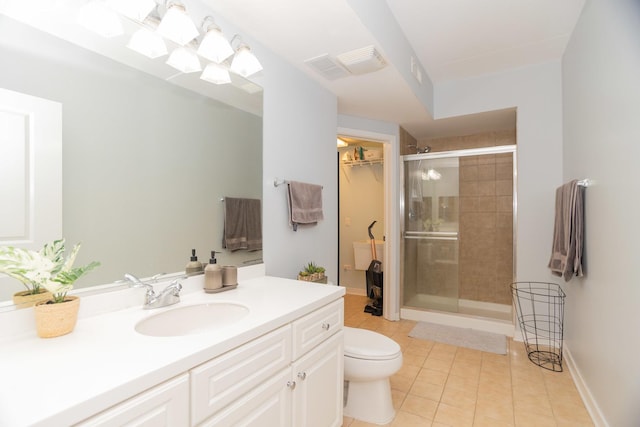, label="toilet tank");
[353,240,384,270]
